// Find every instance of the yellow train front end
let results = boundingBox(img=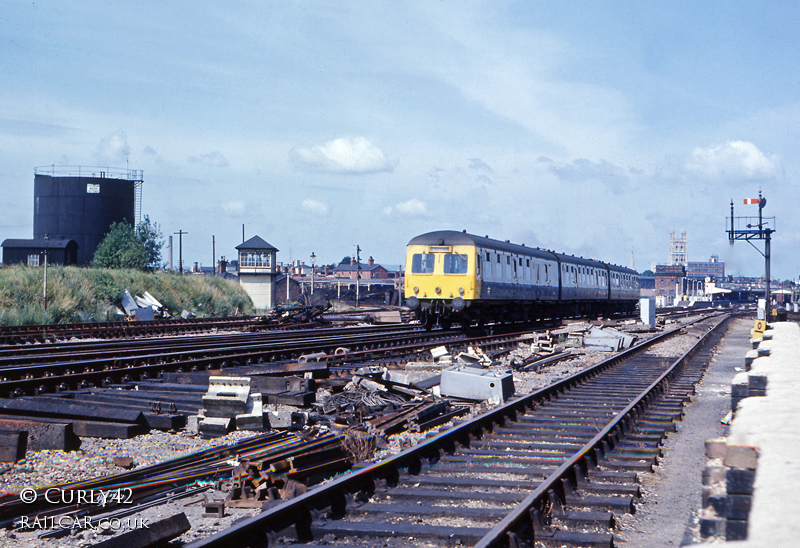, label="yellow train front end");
[404,236,479,328]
